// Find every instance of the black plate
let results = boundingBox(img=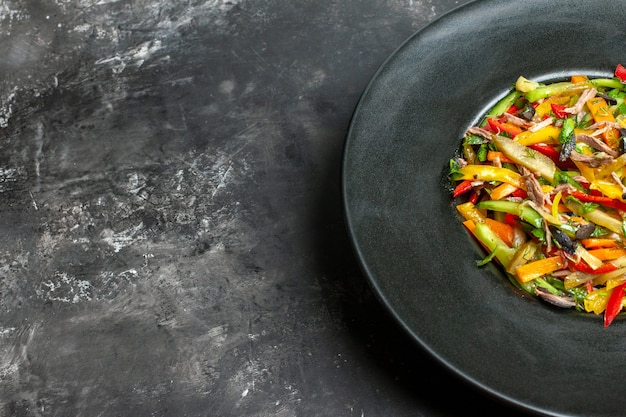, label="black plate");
[342,1,626,416]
